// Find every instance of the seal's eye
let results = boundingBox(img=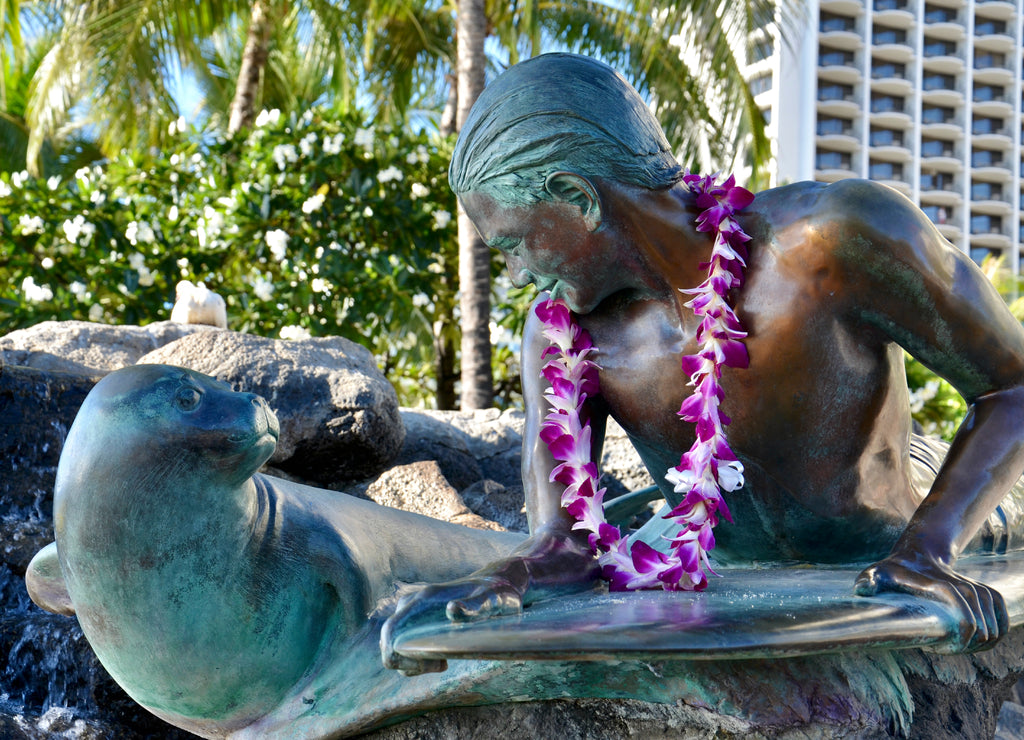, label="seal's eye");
[175,386,203,412]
